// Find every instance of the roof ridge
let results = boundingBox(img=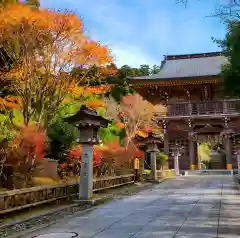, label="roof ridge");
[165,52,223,61]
